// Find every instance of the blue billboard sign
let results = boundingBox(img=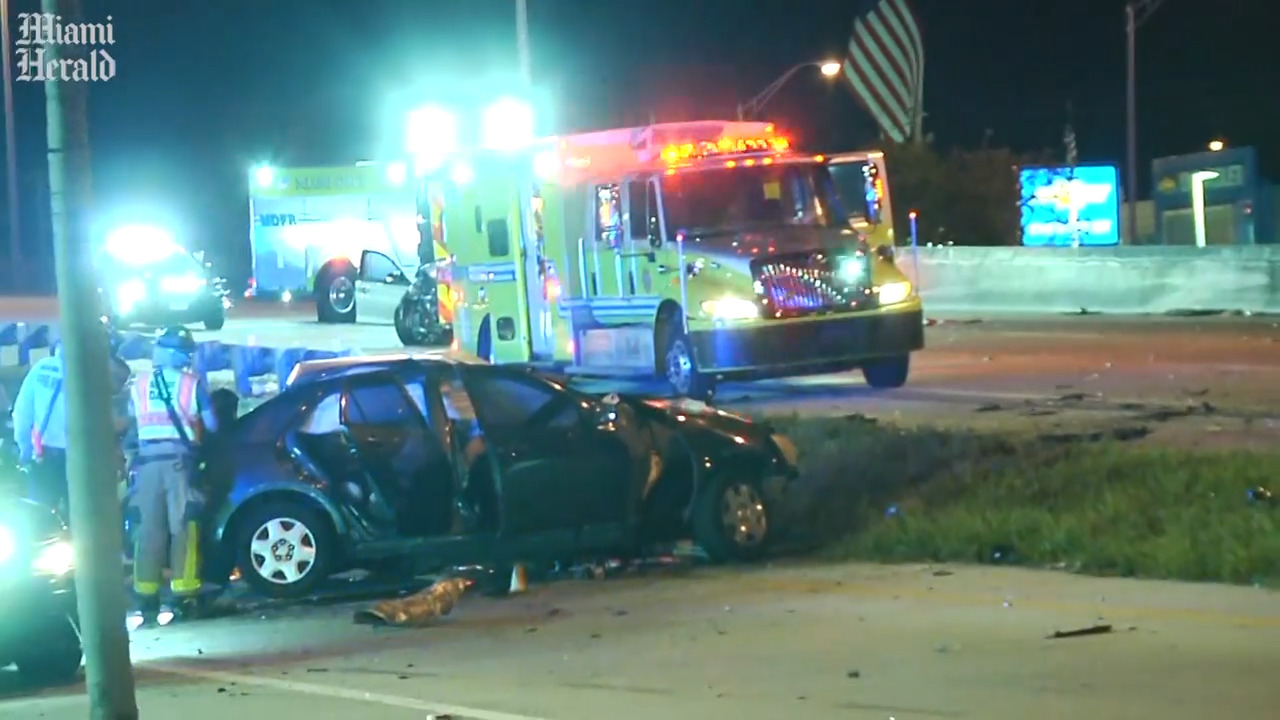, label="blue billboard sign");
[1019,164,1121,247]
